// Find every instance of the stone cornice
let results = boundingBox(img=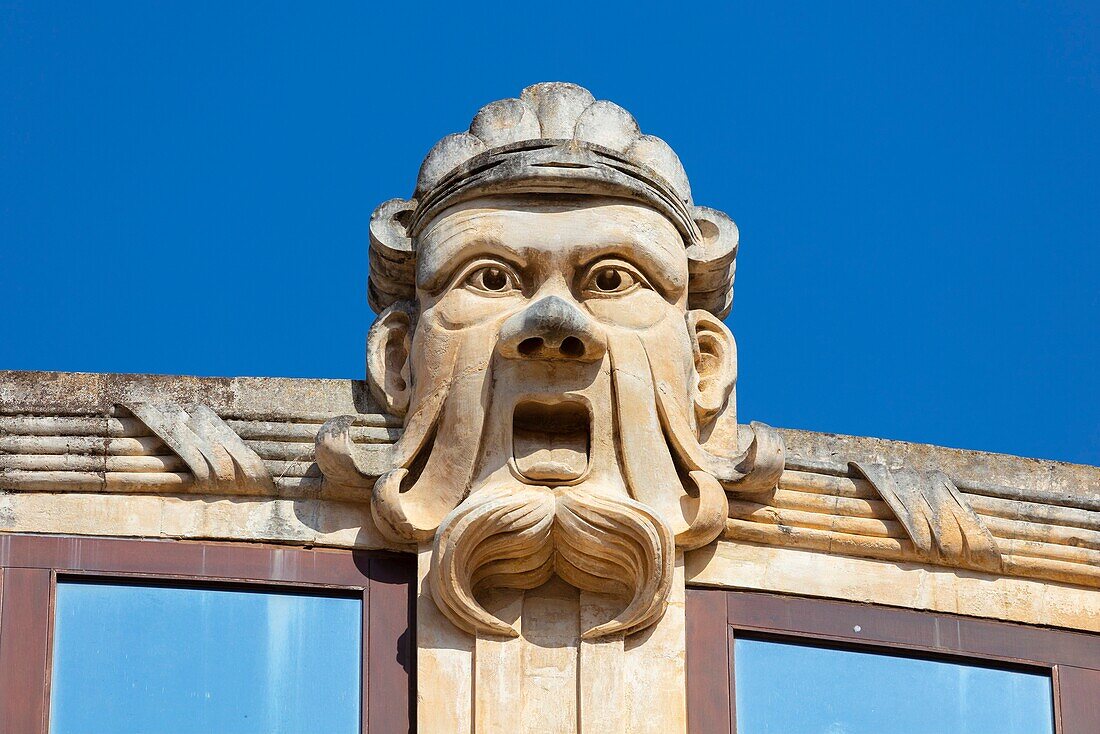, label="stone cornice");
[2,370,1098,591]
